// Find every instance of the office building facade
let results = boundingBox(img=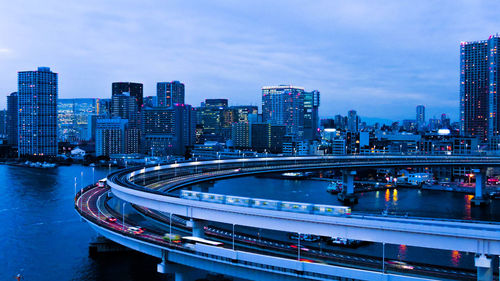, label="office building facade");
[157,81,185,108]
[112,82,143,110]
[262,85,320,140]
